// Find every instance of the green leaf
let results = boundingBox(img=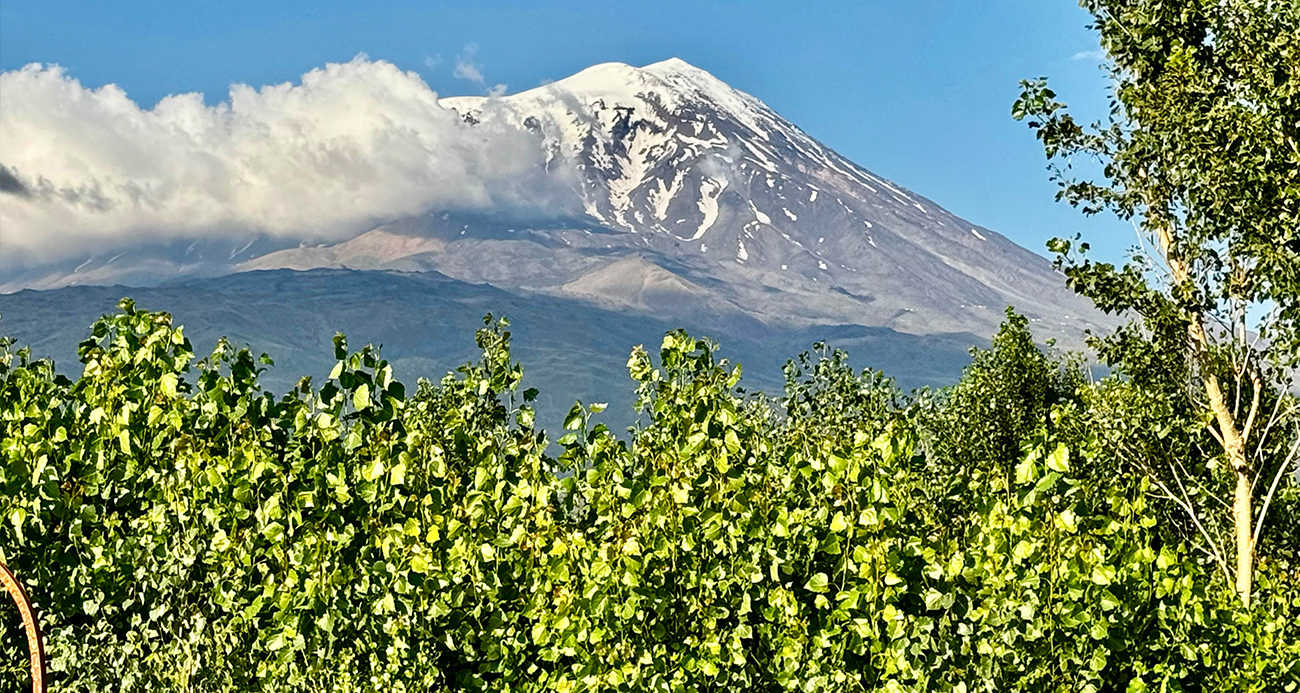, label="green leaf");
[1014,455,1037,485]
[9,508,27,533]
[344,428,363,451]
[805,573,830,594]
[1046,443,1070,473]
[262,522,285,541]
[1090,565,1116,586]
[924,588,945,611]
[564,404,583,431]
[830,512,848,533]
[724,429,740,454]
[160,372,178,398]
